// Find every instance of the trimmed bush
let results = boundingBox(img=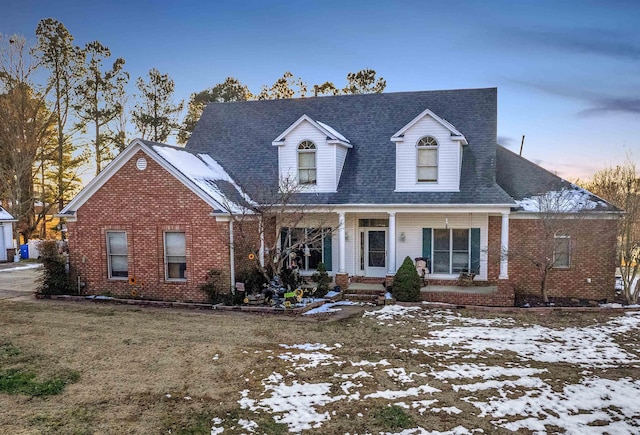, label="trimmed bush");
[392,256,421,302]
[311,262,331,298]
[37,241,72,295]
